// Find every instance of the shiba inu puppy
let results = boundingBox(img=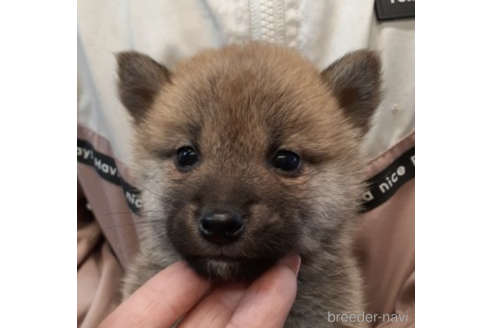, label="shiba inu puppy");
[116,42,381,327]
